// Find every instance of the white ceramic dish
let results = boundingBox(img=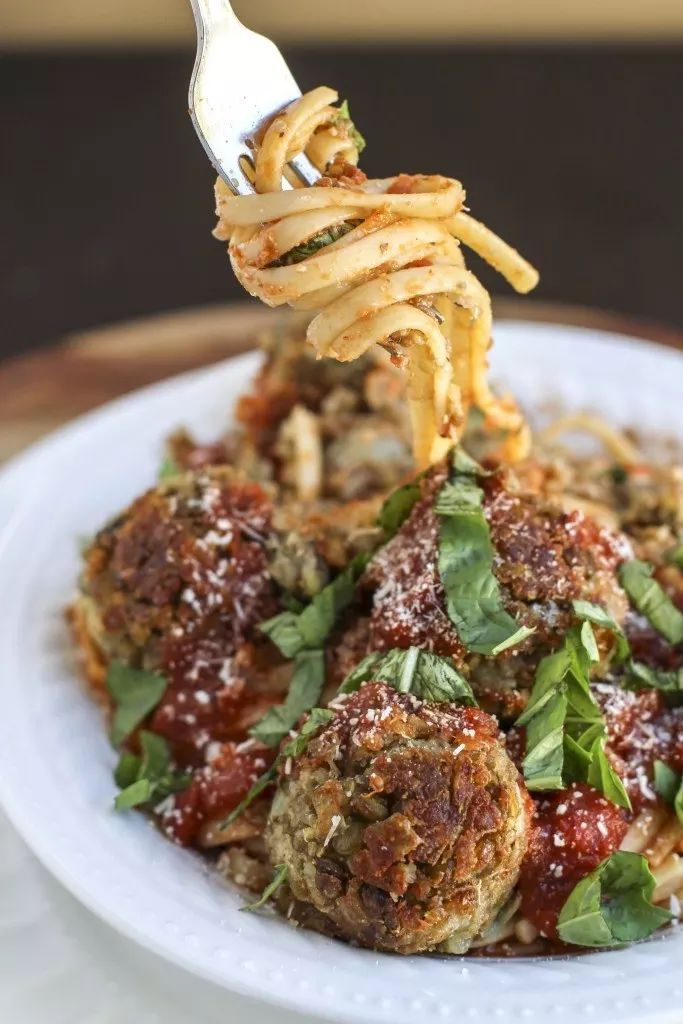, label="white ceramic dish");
[0,321,682,1024]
